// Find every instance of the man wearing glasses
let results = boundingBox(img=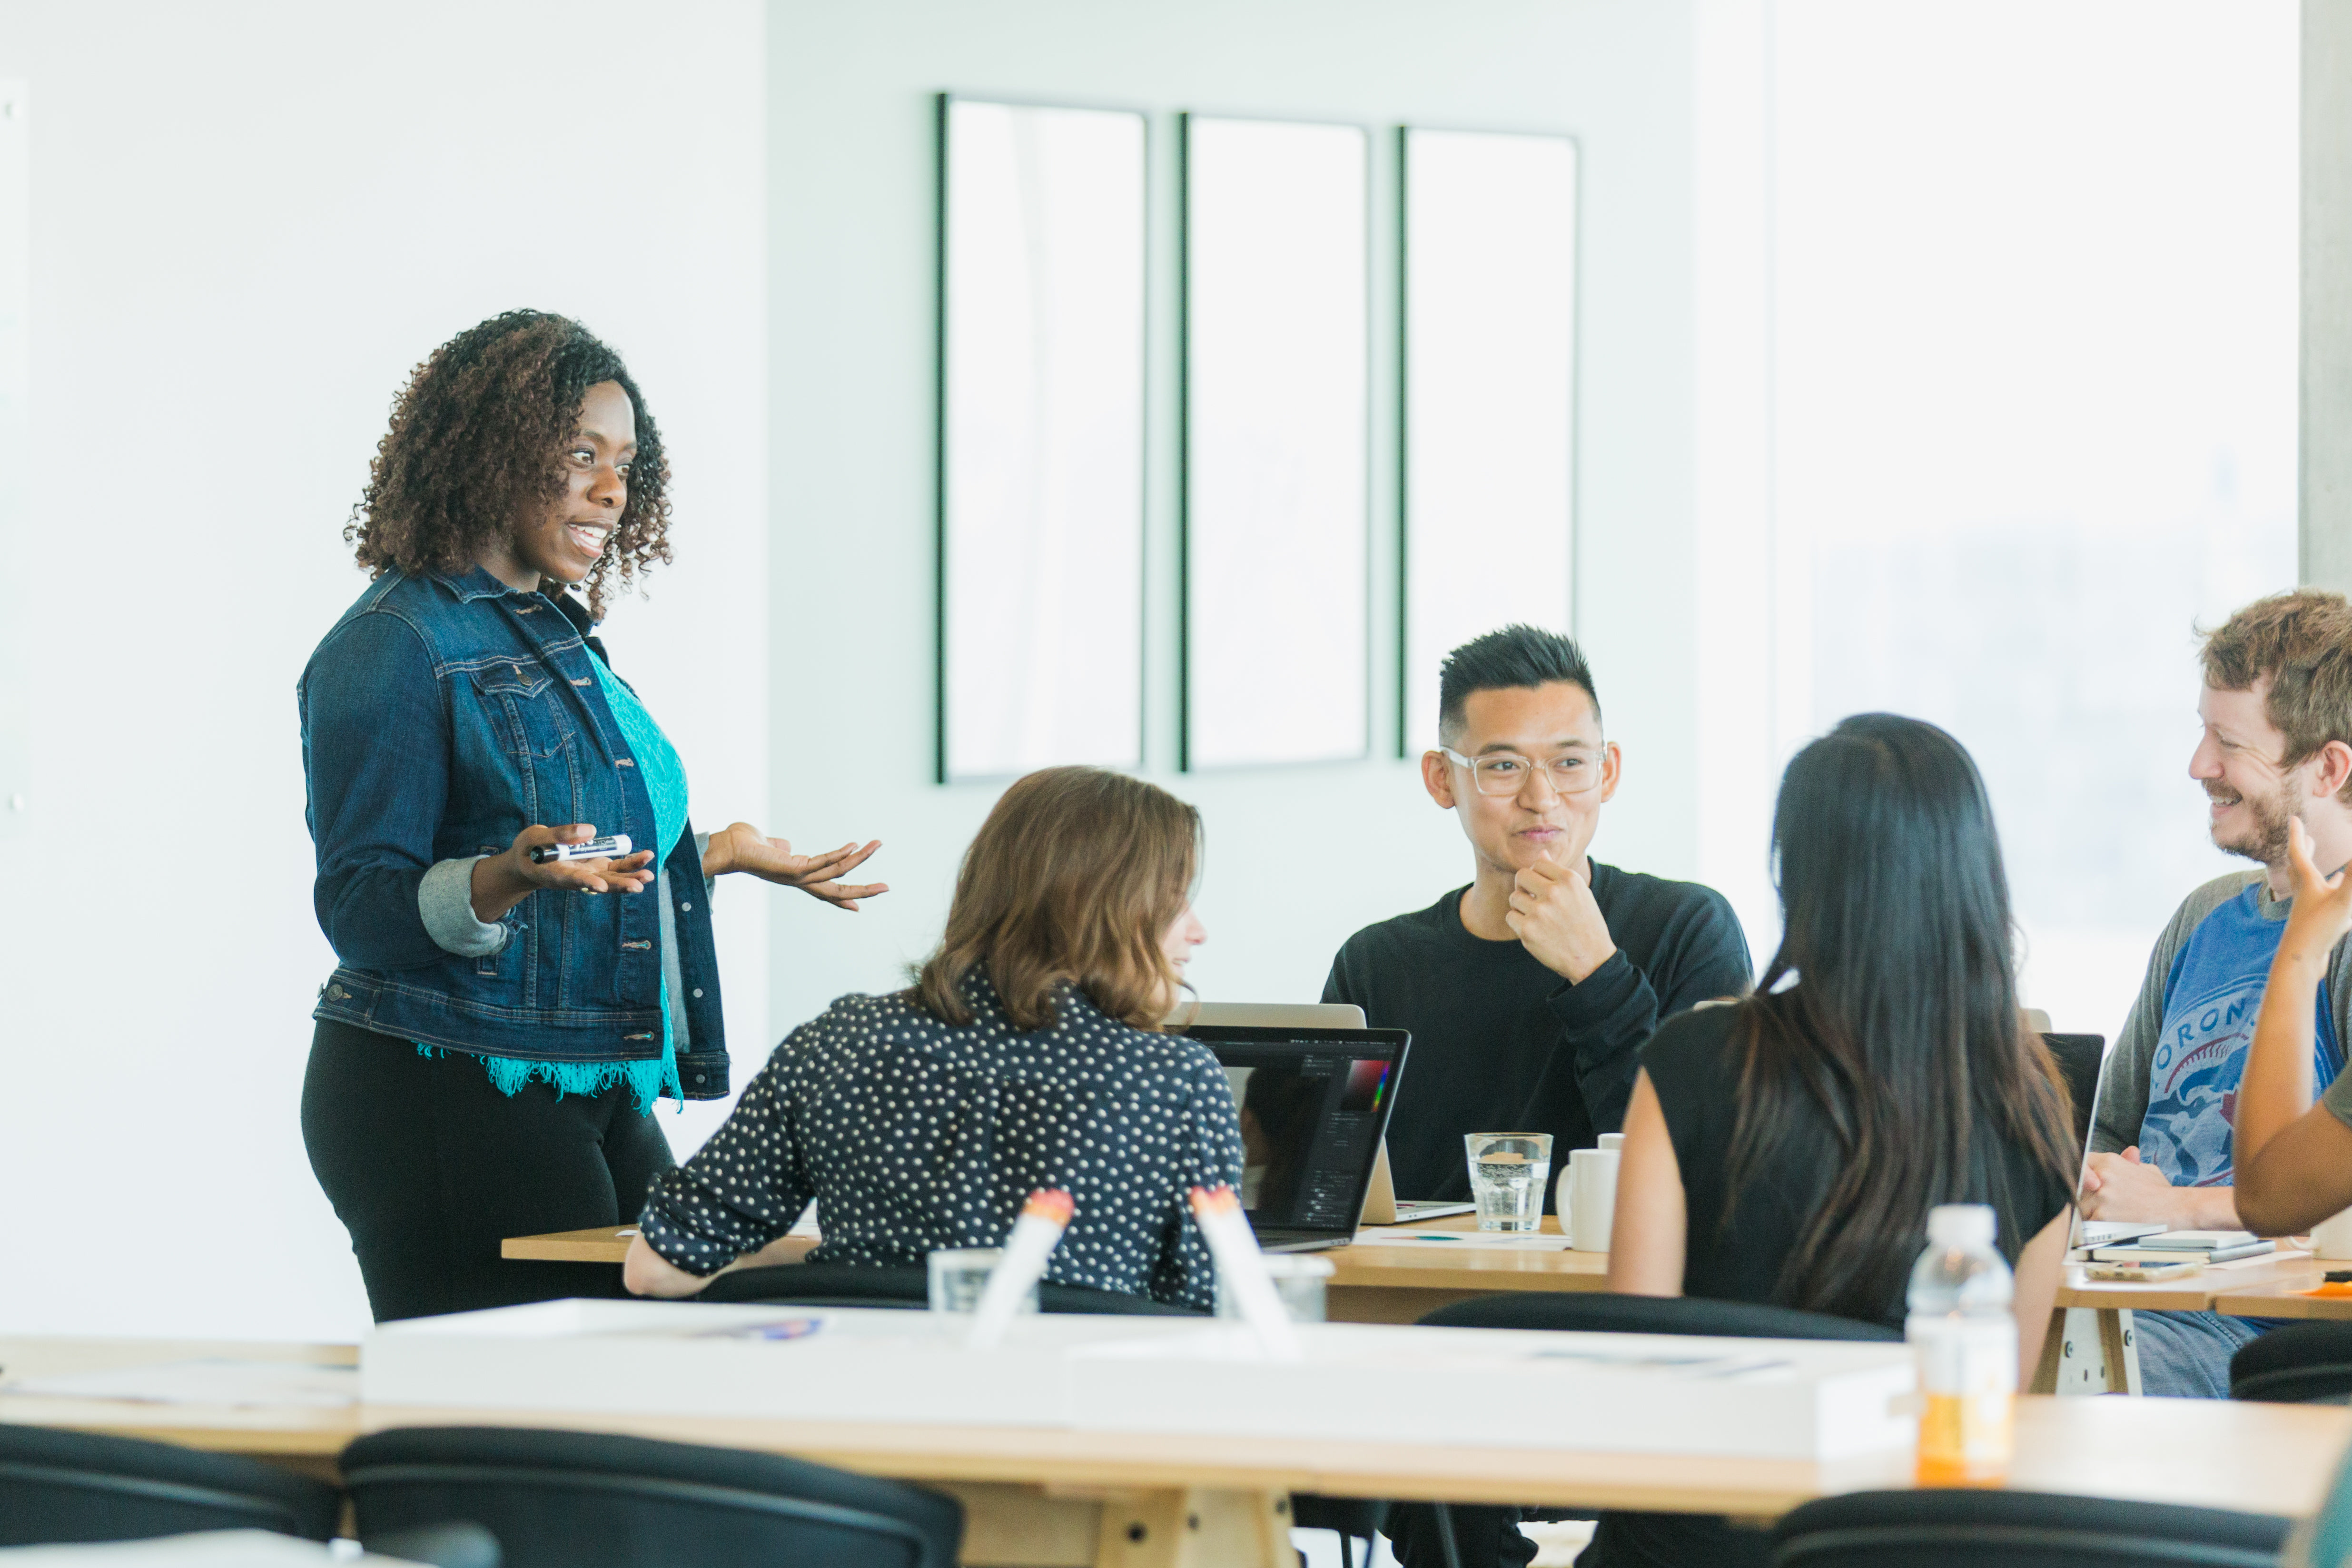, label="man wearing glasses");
[1323,624,1753,1206]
